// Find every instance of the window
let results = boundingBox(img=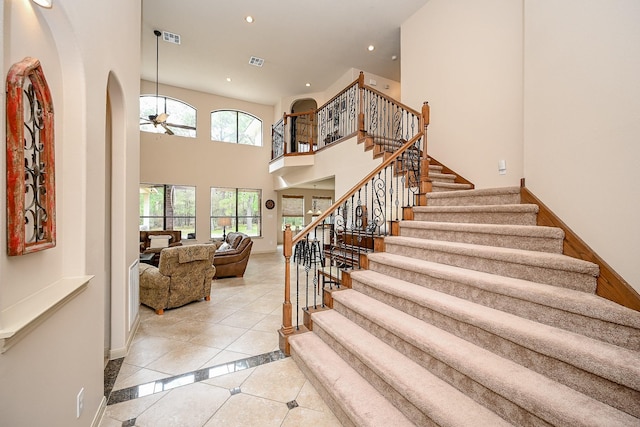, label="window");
[210,187,261,238]
[140,95,197,138]
[140,184,196,239]
[282,195,304,231]
[211,110,262,146]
